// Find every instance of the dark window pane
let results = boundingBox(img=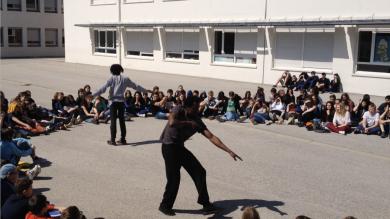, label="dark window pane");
[99,31,105,47]
[224,32,235,54]
[166,53,182,59]
[357,31,372,62]
[106,49,116,54]
[94,30,98,47]
[113,31,116,48]
[107,31,113,48]
[127,51,140,56]
[183,54,199,60]
[373,32,390,63]
[357,64,390,73]
[214,31,222,54]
